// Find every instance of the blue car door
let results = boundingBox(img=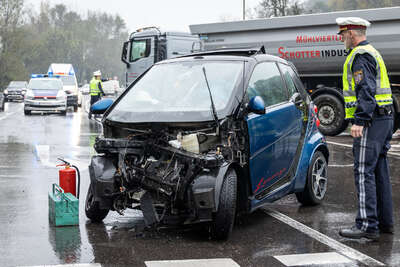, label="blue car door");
[246,62,304,198]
